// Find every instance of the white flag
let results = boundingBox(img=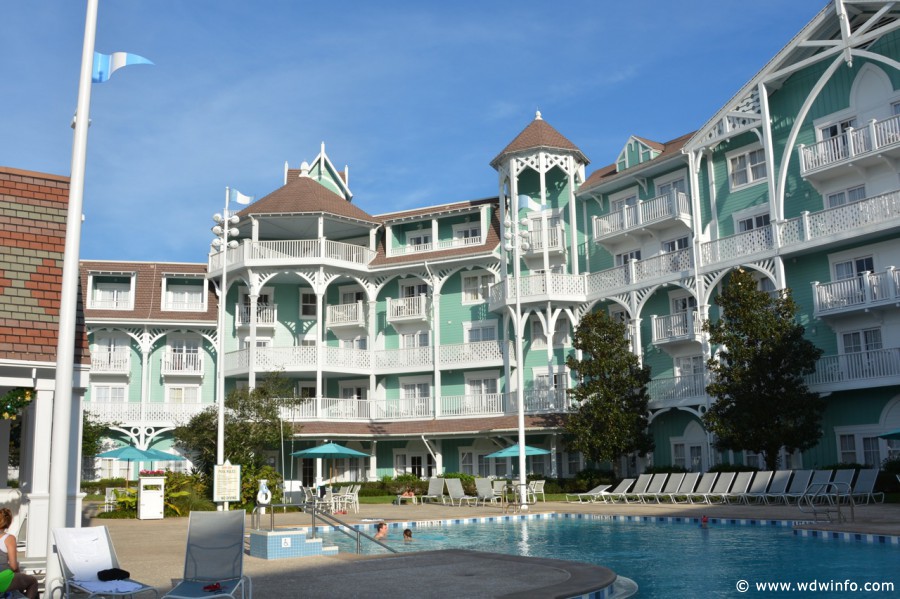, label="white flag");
[229,188,254,205]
